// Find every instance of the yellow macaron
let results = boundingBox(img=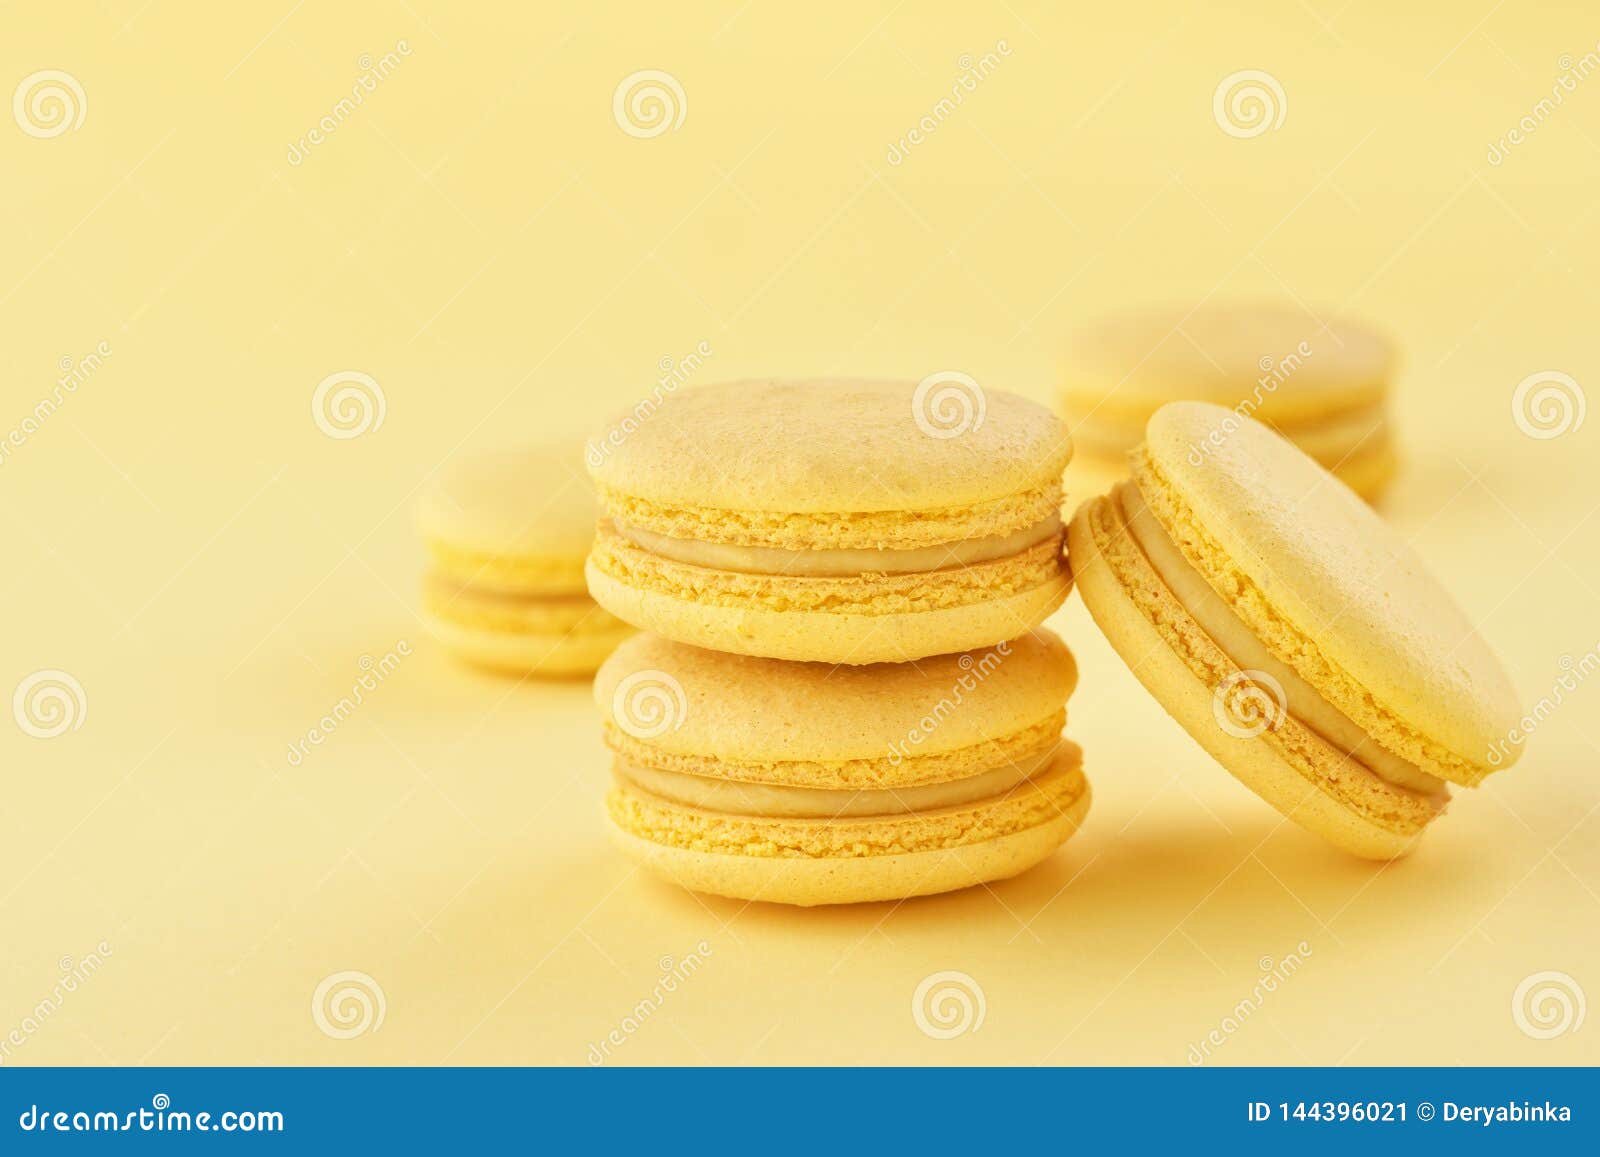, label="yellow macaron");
[419,444,632,675]
[1067,401,1521,859]
[596,628,1090,906]
[585,378,1073,664]
[1061,302,1398,500]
